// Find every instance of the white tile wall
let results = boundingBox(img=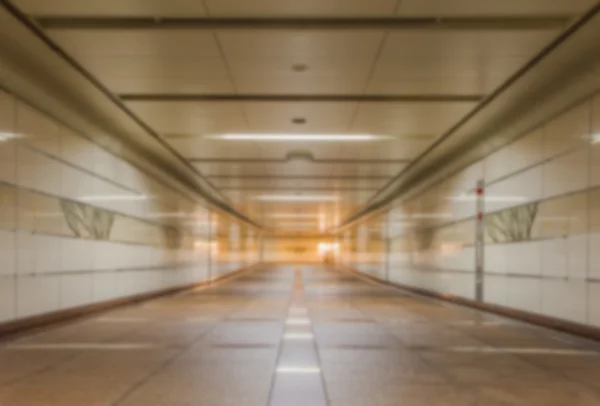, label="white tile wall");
[0,277,15,322]
[0,230,16,276]
[60,273,93,309]
[17,275,61,318]
[540,239,568,278]
[541,279,587,324]
[543,148,589,199]
[588,283,600,328]
[485,166,543,213]
[0,92,16,185]
[505,241,542,276]
[484,275,507,306]
[567,234,588,280]
[484,244,507,275]
[485,128,543,183]
[544,103,590,159]
[0,88,256,326]
[92,272,117,303]
[506,277,542,313]
[16,231,36,274]
[588,233,600,280]
[349,71,600,333]
[17,146,63,195]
